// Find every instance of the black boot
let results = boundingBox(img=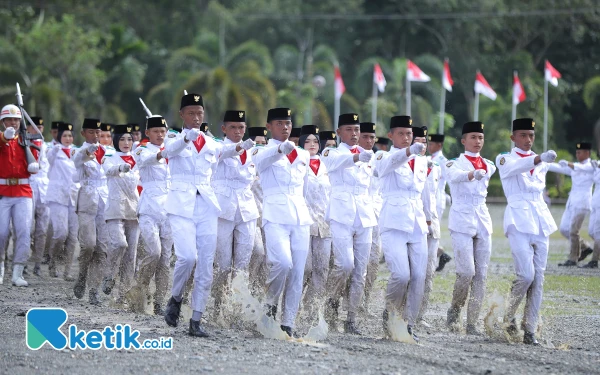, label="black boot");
[382,309,390,337]
[558,260,577,267]
[189,319,209,337]
[344,320,363,335]
[89,289,101,306]
[325,298,339,328]
[265,304,278,319]
[505,318,519,336]
[101,277,115,295]
[407,325,419,343]
[578,247,593,262]
[446,307,460,327]
[154,303,165,316]
[165,297,182,327]
[436,252,452,272]
[33,264,41,277]
[523,331,540,345]
[73,272,87,299]
[579,260,598,269]
[280,325,293,338]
